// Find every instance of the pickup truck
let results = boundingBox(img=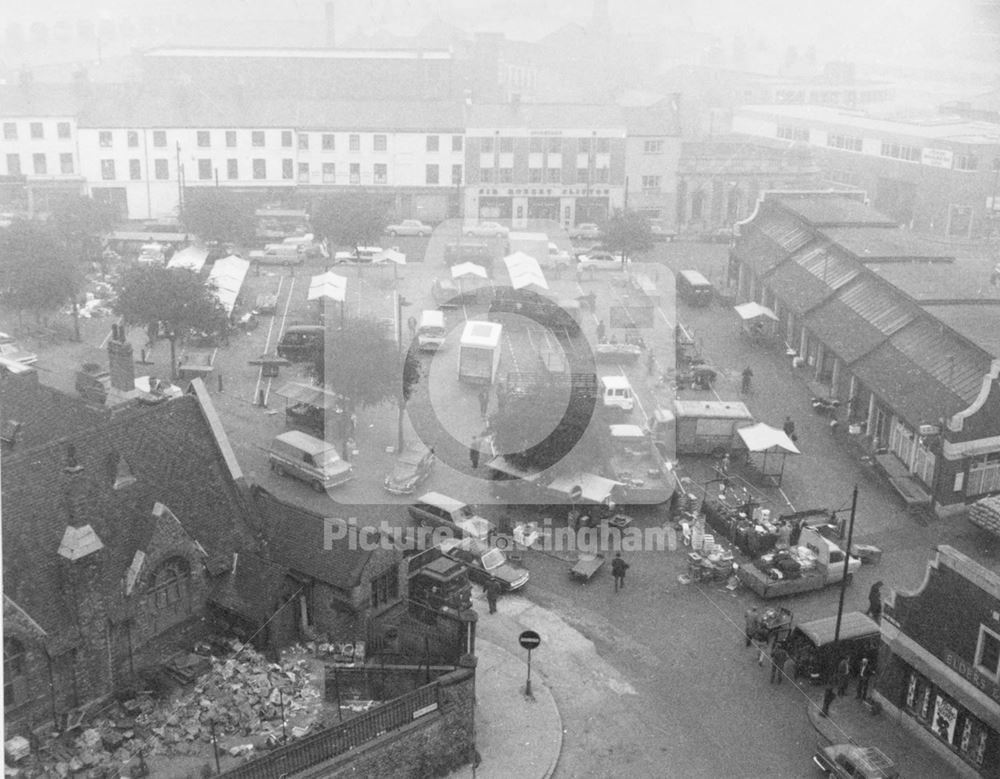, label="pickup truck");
[736,525,861,599]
